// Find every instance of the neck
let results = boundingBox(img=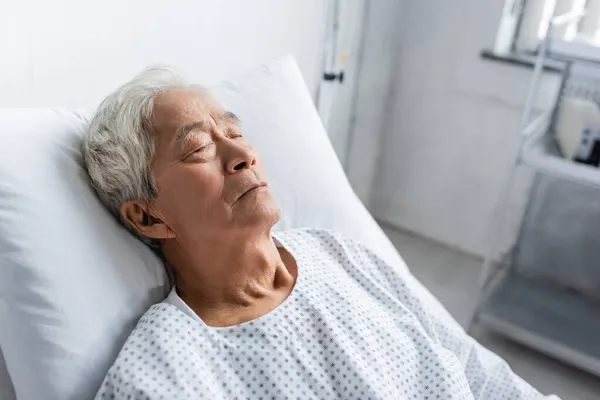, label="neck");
[163,229,295,322]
